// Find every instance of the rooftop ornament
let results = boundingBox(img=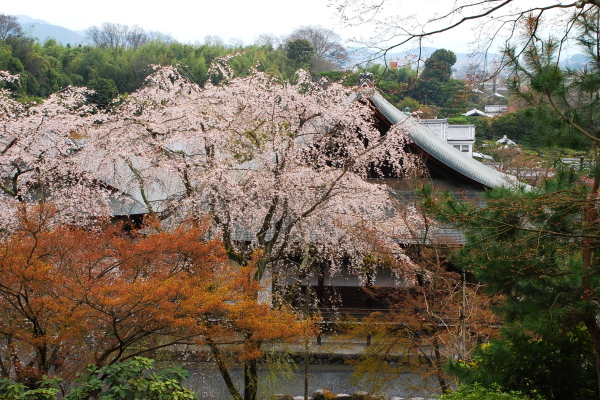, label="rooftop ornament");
[358,72,374,88]
[496,135,516,146]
